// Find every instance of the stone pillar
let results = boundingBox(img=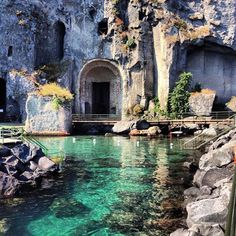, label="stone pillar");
[153,24,176,109]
